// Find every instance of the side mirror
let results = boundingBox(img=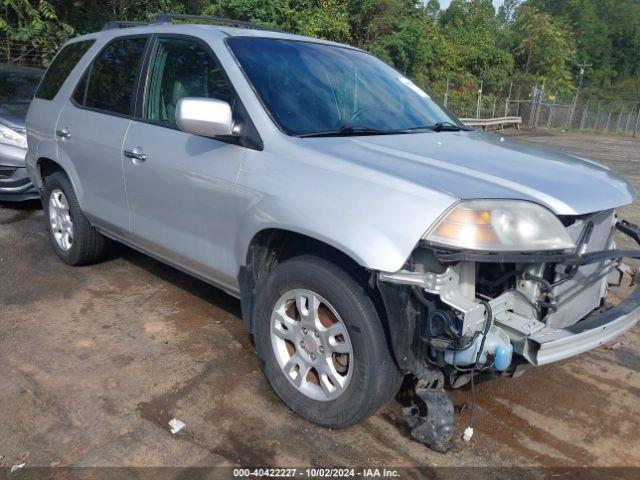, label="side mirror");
[175,97,235,138]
